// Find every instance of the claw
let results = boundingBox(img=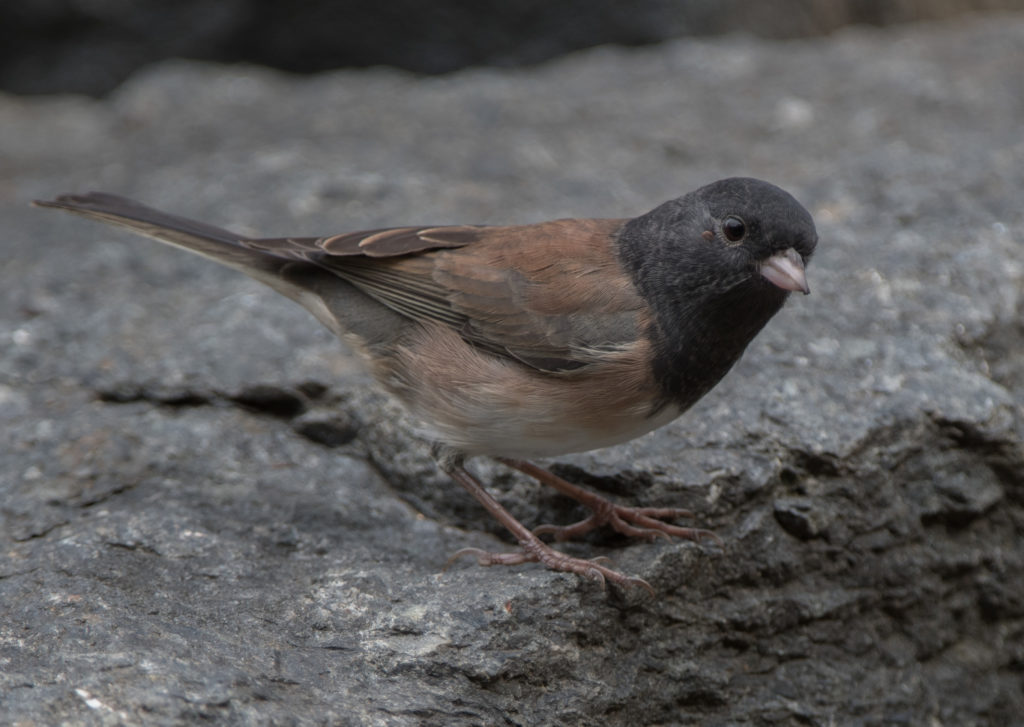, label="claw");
[498,457,718,549]
[446,543,653,595]
[445,547,531,569]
